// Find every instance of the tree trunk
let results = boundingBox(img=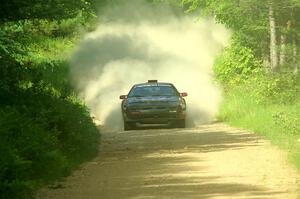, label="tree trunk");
[279,33,286,67]
[269,6,278,72]
[293,39,298,75]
